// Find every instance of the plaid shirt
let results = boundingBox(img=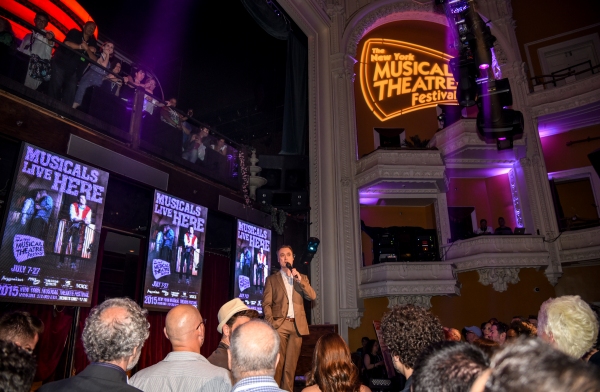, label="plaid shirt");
[231,376,286,392]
